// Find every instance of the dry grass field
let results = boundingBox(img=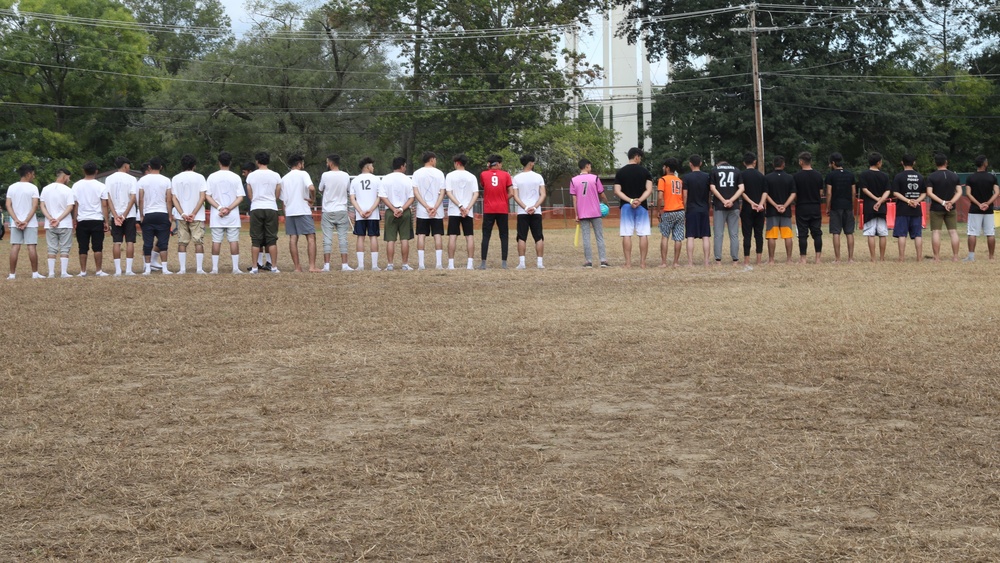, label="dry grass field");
[2,225,999,560]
